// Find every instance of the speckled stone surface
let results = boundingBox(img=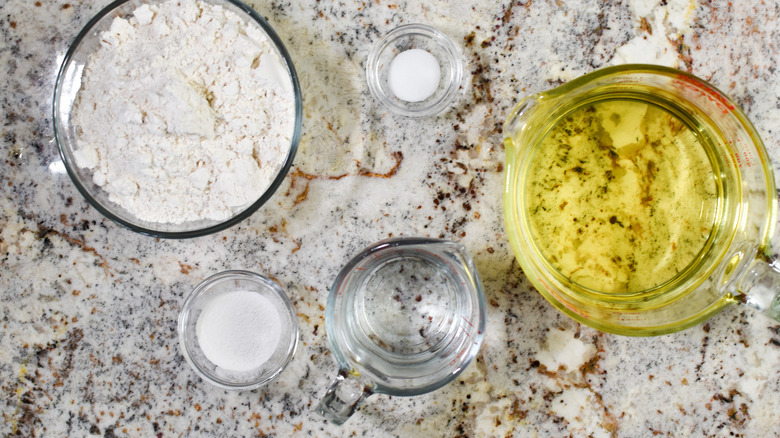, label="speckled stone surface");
[2,0,779,436]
